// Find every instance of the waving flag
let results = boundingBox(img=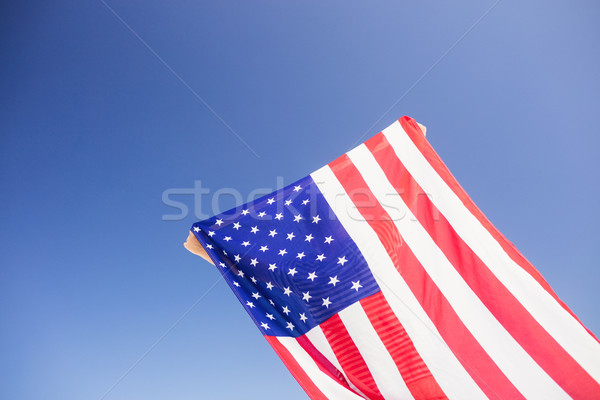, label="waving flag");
[189,117,600,399]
